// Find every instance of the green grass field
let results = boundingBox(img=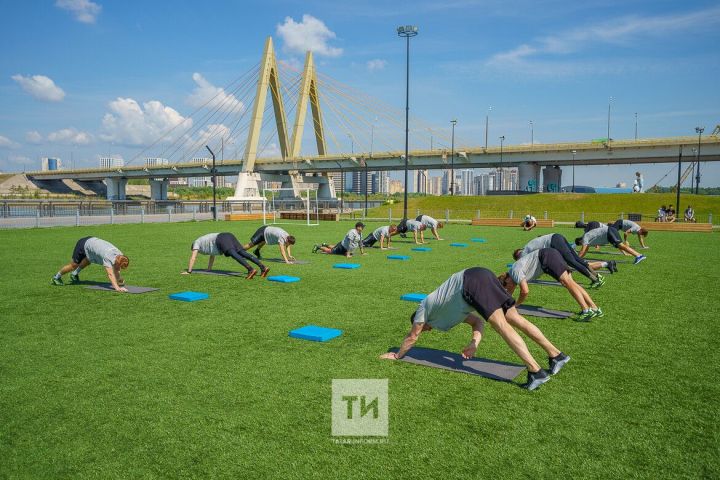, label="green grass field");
[1,221,718,478]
